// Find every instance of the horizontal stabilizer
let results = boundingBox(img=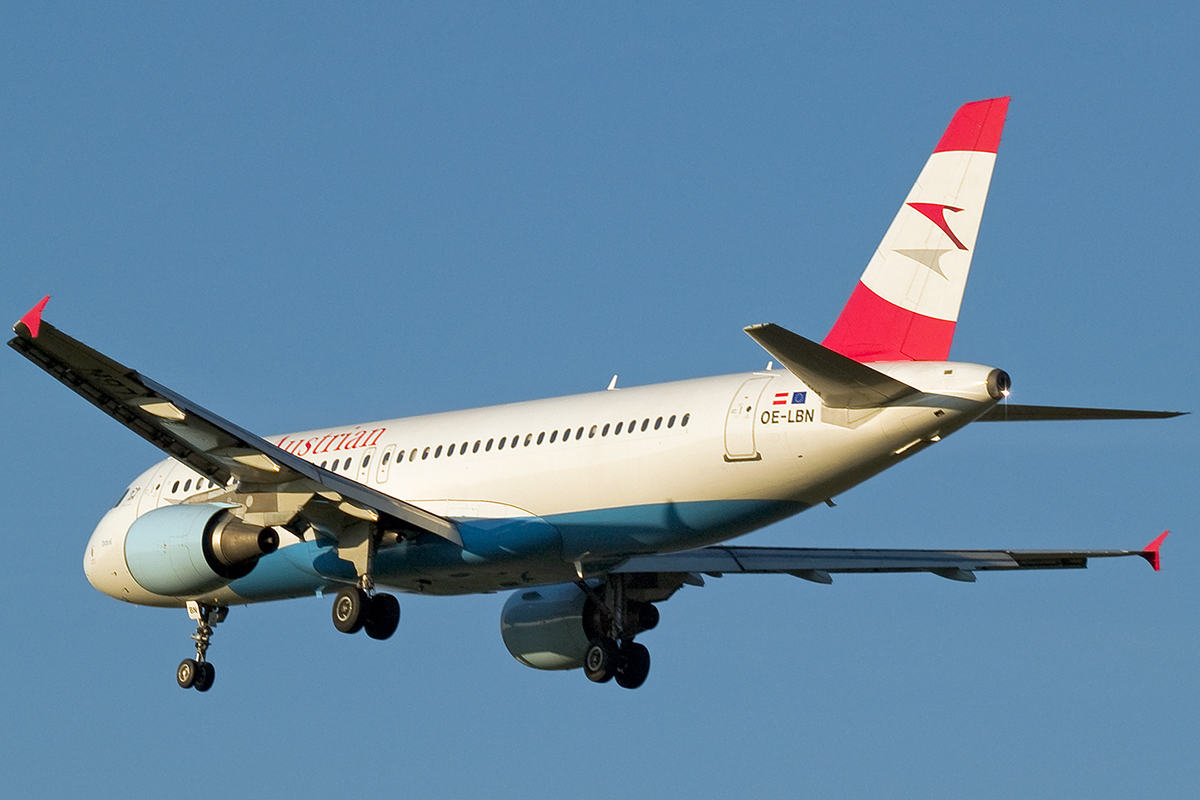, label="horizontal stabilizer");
[976,404,1186,422]
[744,323,918,409]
